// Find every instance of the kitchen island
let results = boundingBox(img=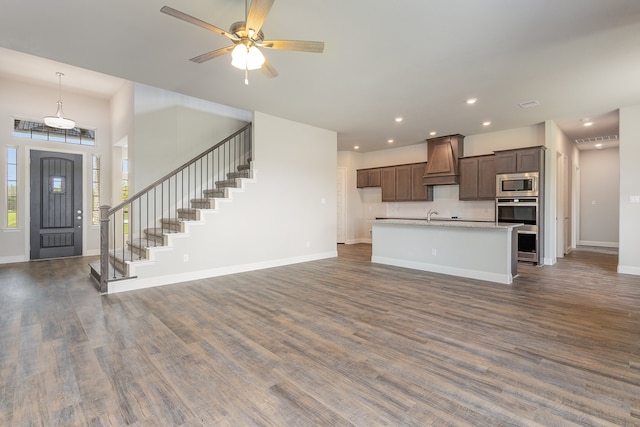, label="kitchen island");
[371,219,522,284]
